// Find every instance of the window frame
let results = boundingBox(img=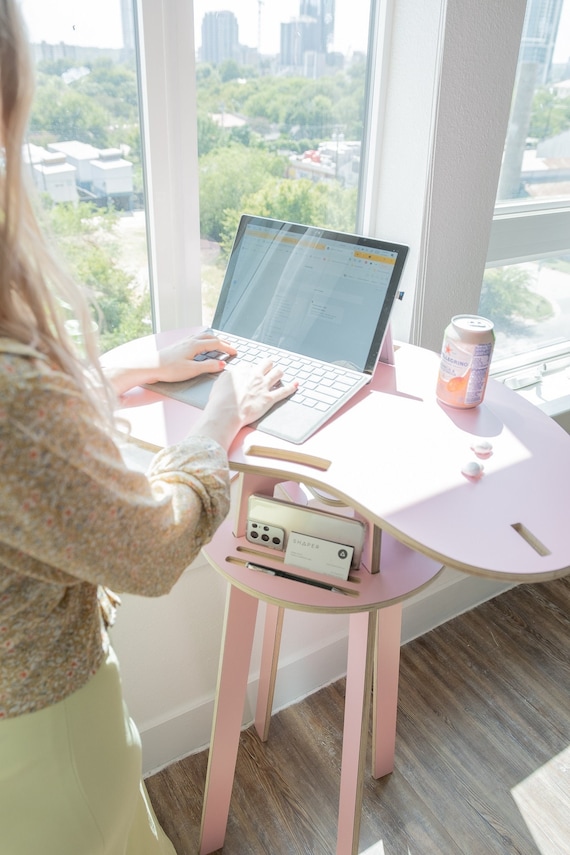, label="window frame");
[136,0,568,388]
[136,0,203,331]
[488,204,570,267]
